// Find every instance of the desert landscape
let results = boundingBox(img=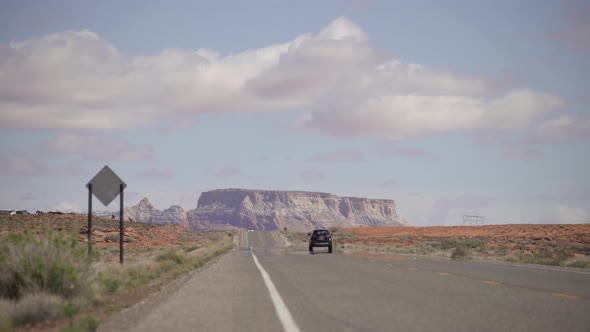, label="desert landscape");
[1,212,589,331]
[0,214,236,332]
[283,224,590,267]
